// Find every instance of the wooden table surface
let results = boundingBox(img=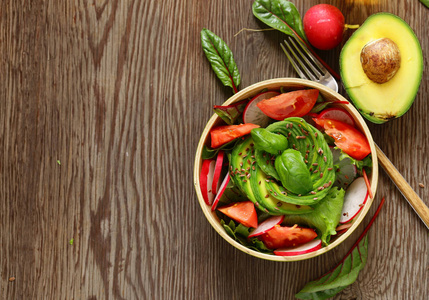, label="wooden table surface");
[1,0,428,299]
